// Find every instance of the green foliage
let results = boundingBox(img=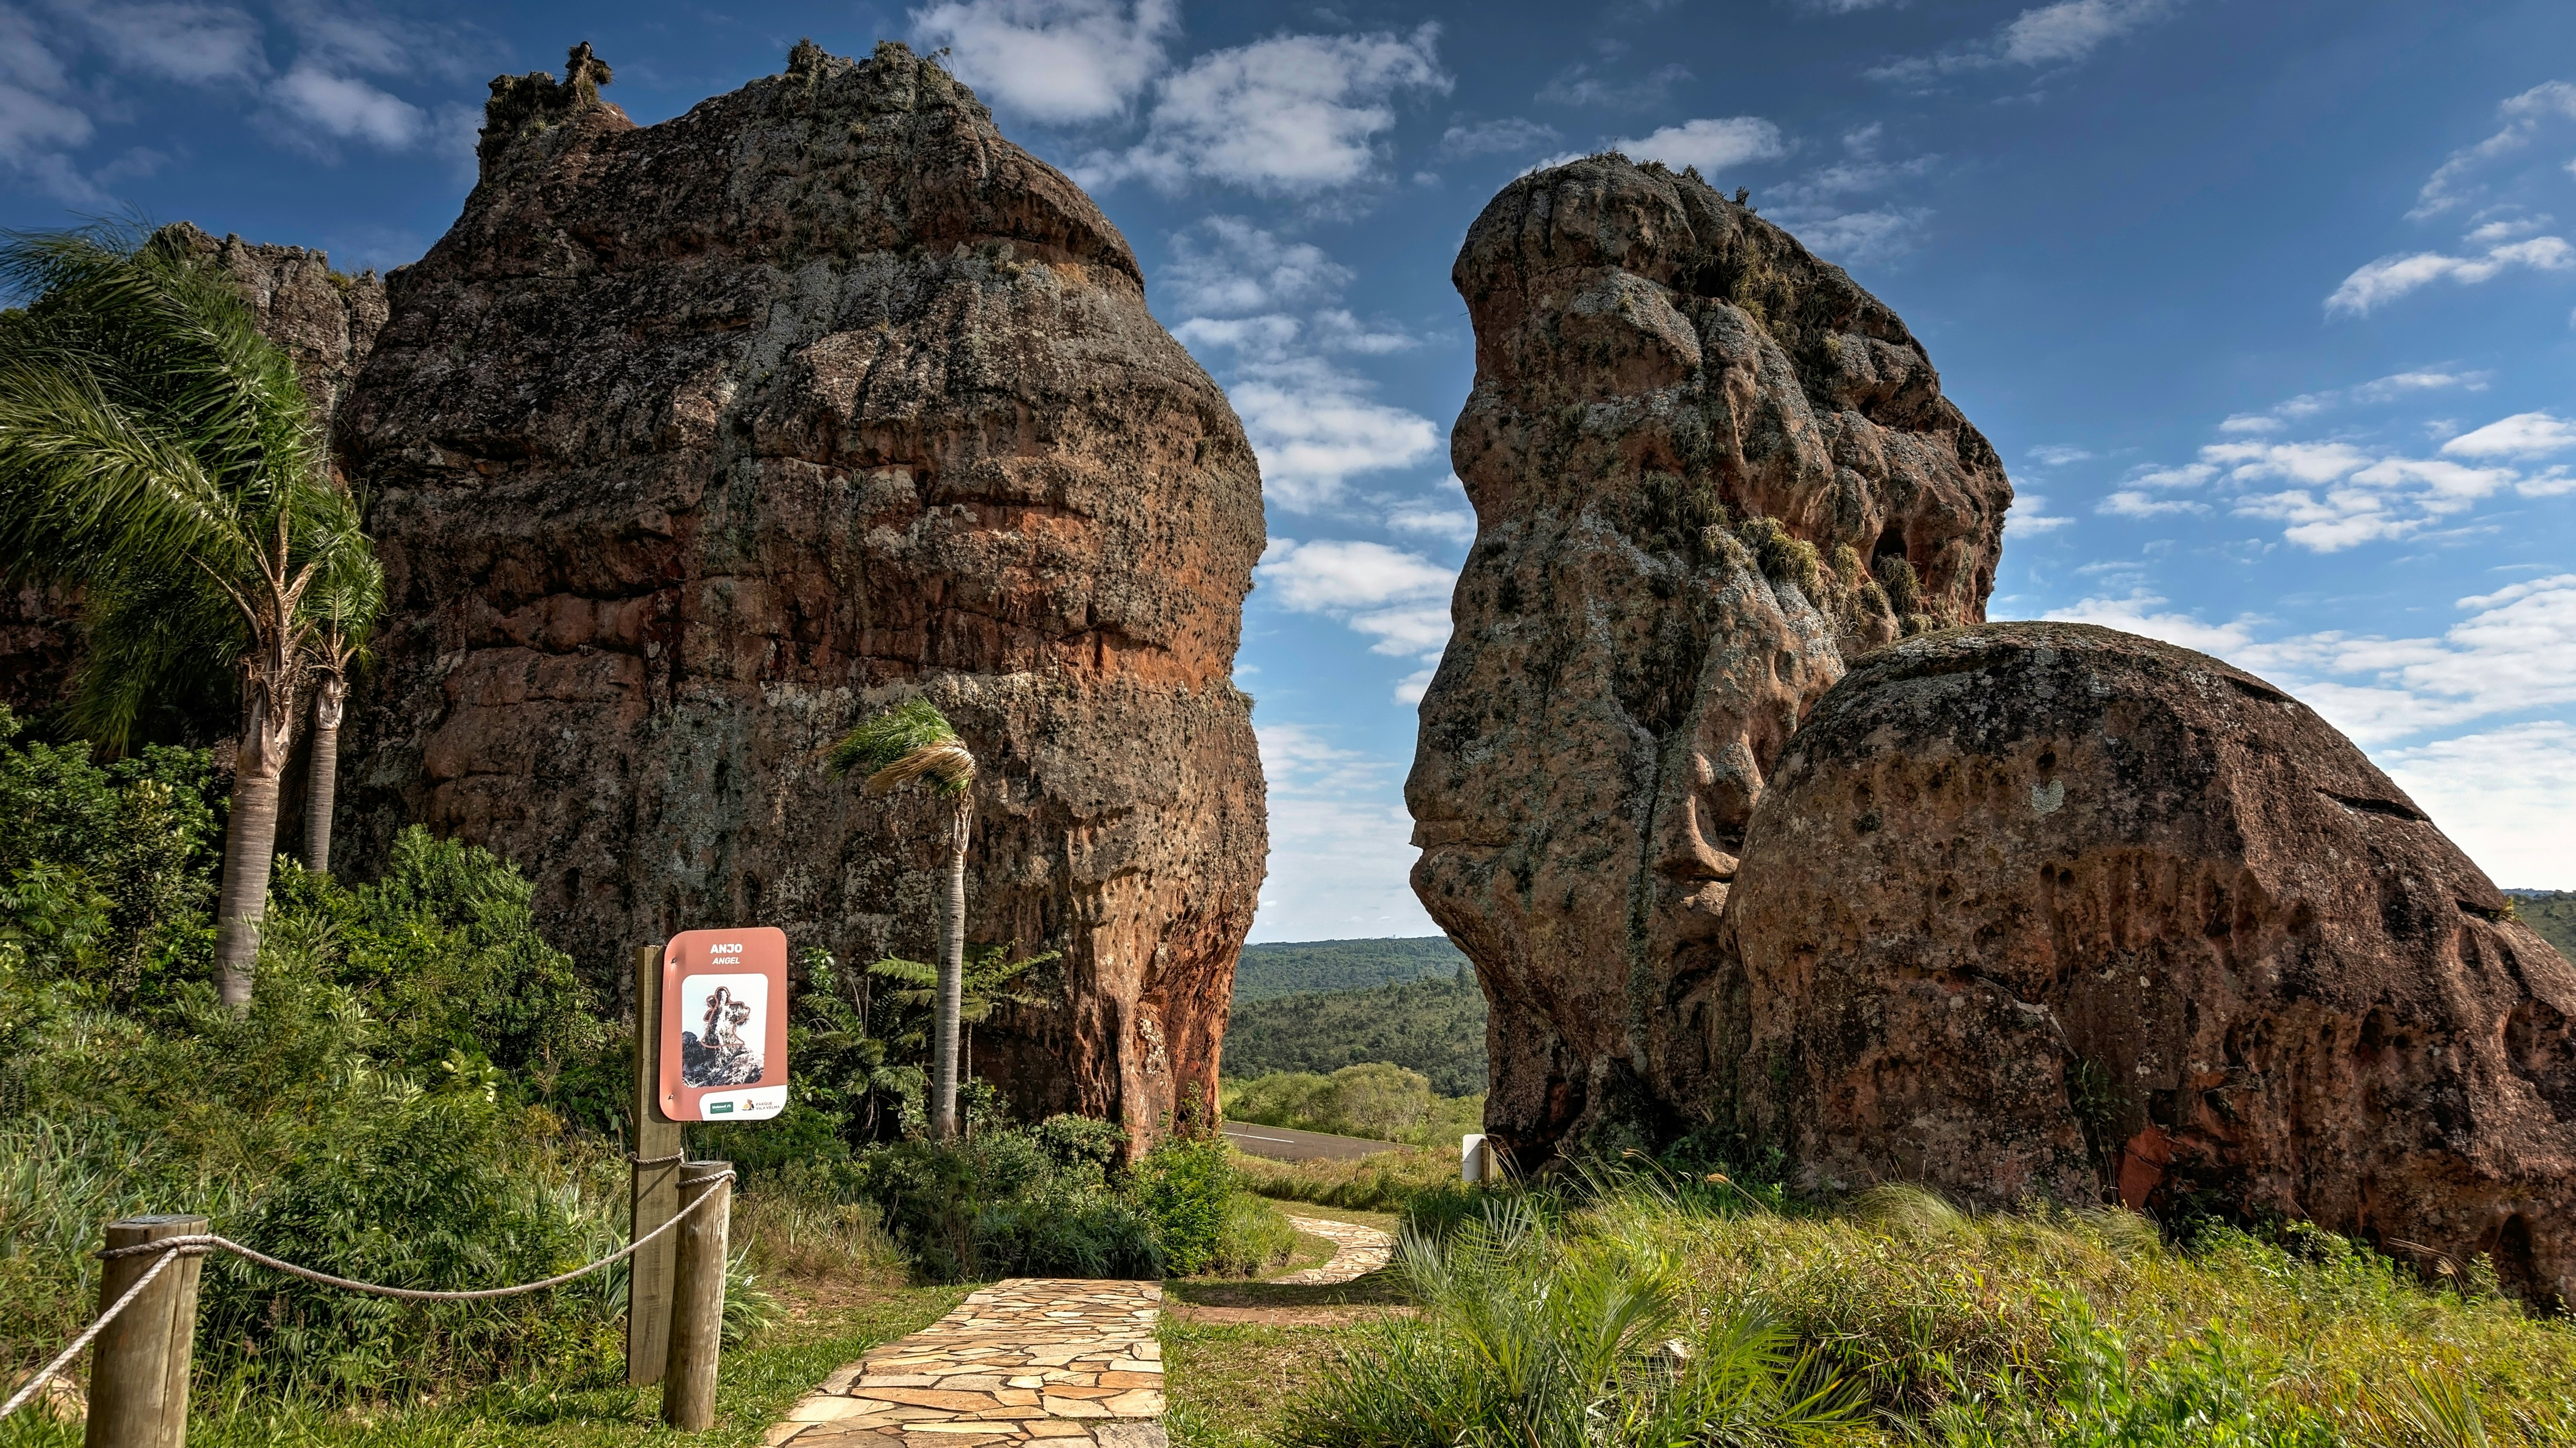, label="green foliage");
[1876,553,1924,617]
[846,1125,1163,1283]
[1224,967,1487,1095]
[868,941,1060,1052]
[1232,935,1468,1003]
[1739,514,1825,600]
[1283,1196,1858,1448]
[0,705,216,1005]
[263,827,608,1095]
[1226,1063,1485,1147]
[827,697,971,796]
[1129,1133,1237,1277]
[1233,1145,1464,1214]
[2506,890,2575,962]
